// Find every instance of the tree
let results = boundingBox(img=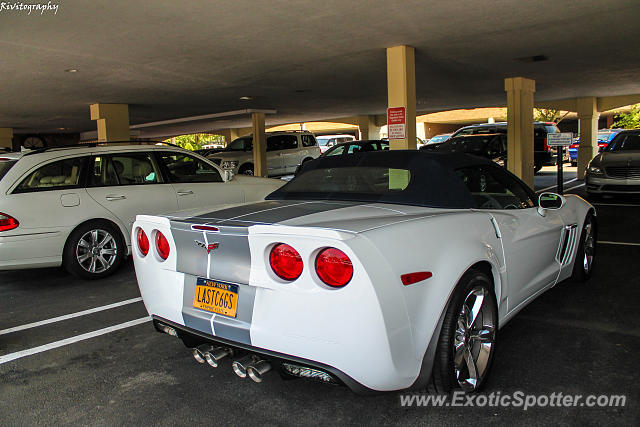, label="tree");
[163,133,225,151]
[534,108,569,124]
[611,104,640,129]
